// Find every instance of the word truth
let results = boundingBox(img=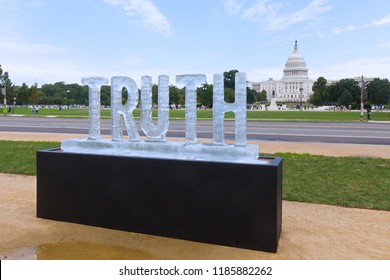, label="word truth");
[83,73,247,146]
